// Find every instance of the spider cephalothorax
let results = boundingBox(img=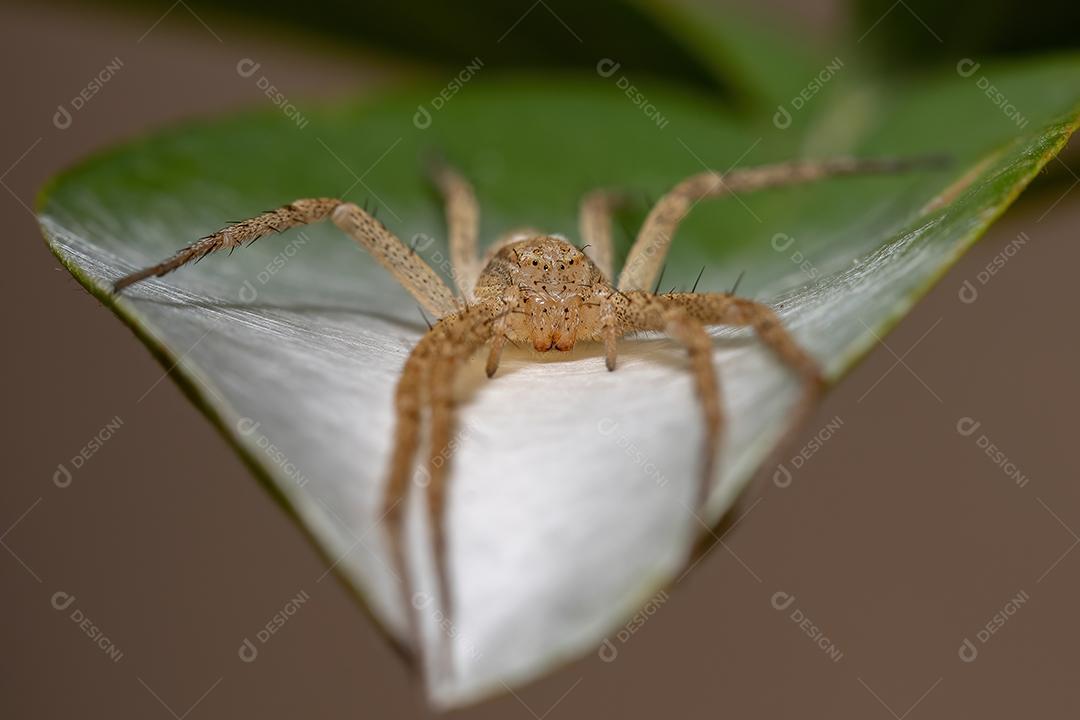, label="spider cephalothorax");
[113,153,935,676]
[476,236,608,353]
